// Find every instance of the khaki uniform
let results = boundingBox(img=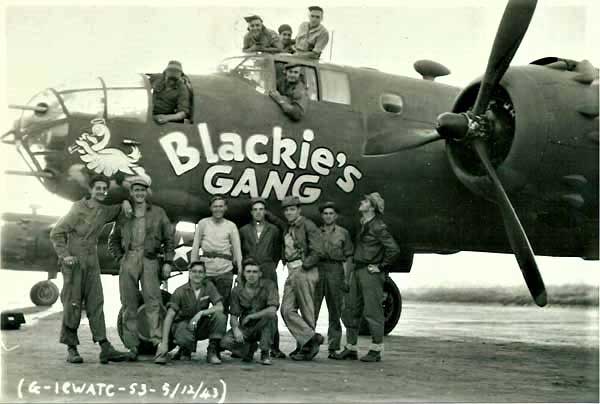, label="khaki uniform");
[108,203,174,349]
[280,216,322,348]
[50,198,122,346]
[314,224,353,351]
